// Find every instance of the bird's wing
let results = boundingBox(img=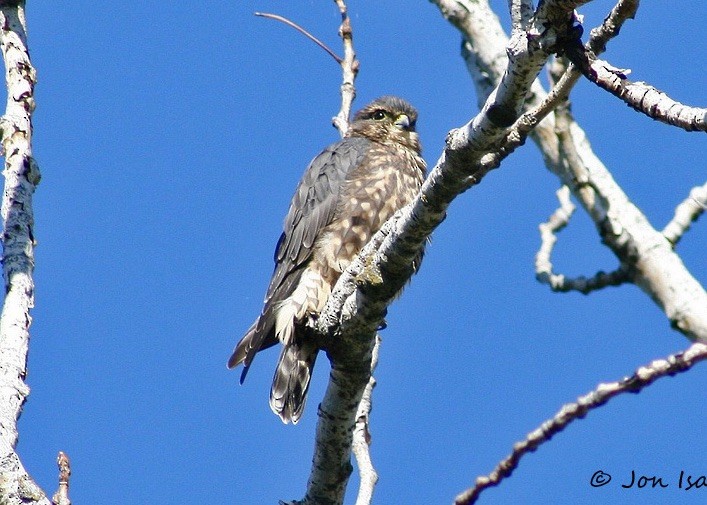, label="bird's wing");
[229,136,370,373]
[268,136,368,296]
